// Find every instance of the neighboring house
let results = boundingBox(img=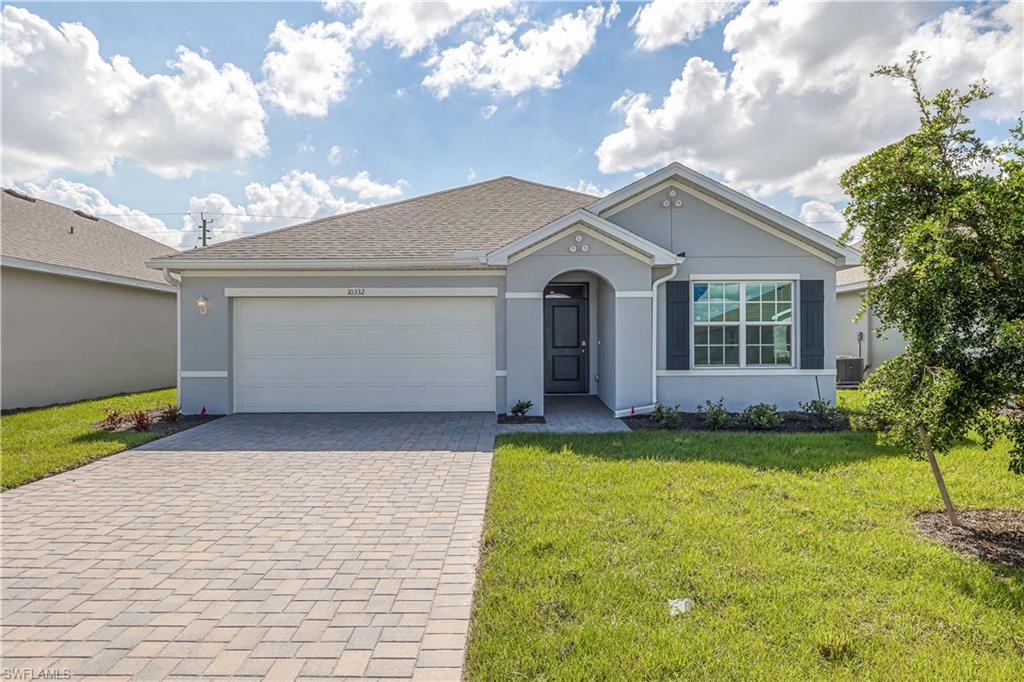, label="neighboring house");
[149,163,859,417]
[836,264,907,377]
[1,188,178,410]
